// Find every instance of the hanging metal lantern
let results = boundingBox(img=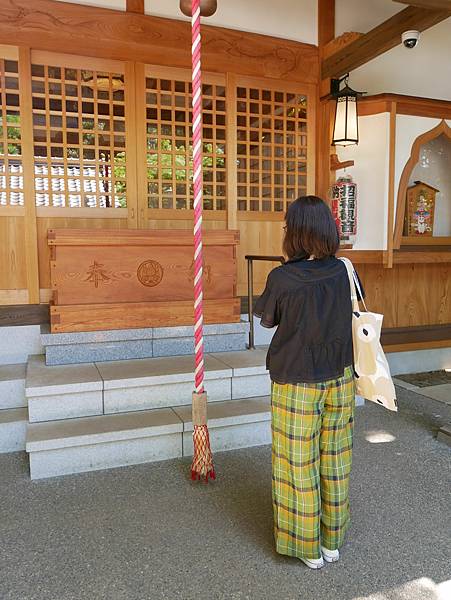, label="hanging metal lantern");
[332,85,358,146]
[180,0,217,17]
[331,76,364,147]
[331,173,358,246]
